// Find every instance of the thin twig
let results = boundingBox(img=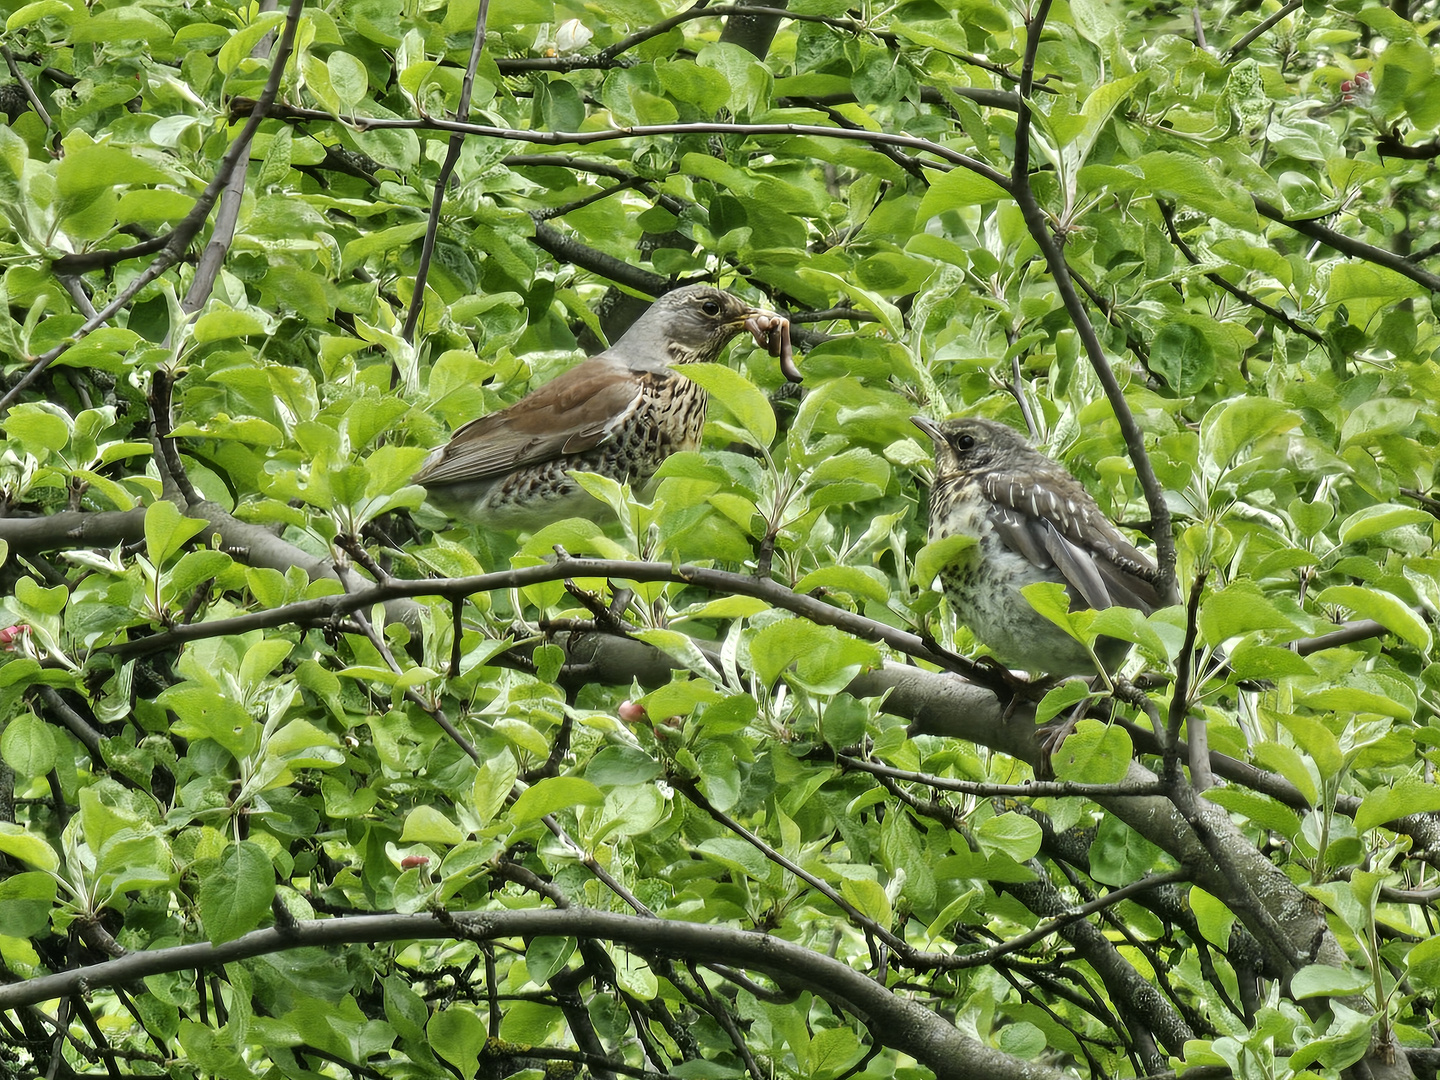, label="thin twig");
[401,0,492,346]
[227,106,1013,189]
[0,45,52,128]
[1224,0,1303,60]
[0,0,308,418]
[1009,0,1178,602]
